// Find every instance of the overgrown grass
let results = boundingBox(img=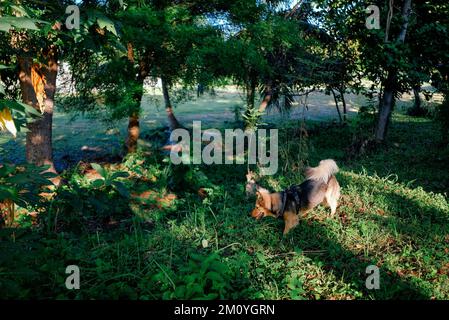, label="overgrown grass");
[1,112,448,300]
